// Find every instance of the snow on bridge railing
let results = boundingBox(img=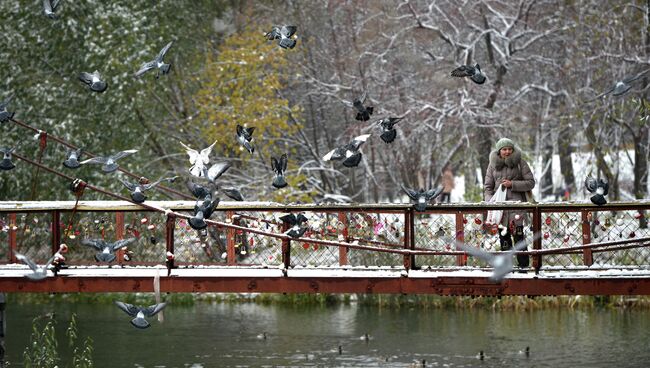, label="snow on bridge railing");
[1,200,650,273]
